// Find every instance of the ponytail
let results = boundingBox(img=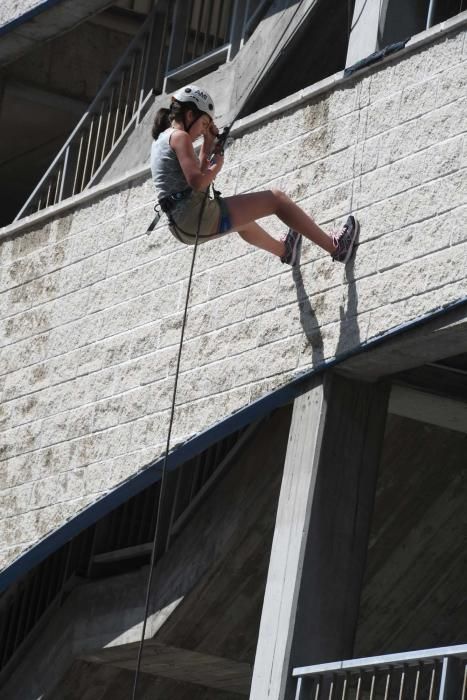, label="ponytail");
[152,107,171,140]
